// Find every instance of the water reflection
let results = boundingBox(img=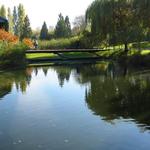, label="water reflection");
[0,62,150,131]
[0,68,32,99]
[52,66,71,87]
[85,75,150,130]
